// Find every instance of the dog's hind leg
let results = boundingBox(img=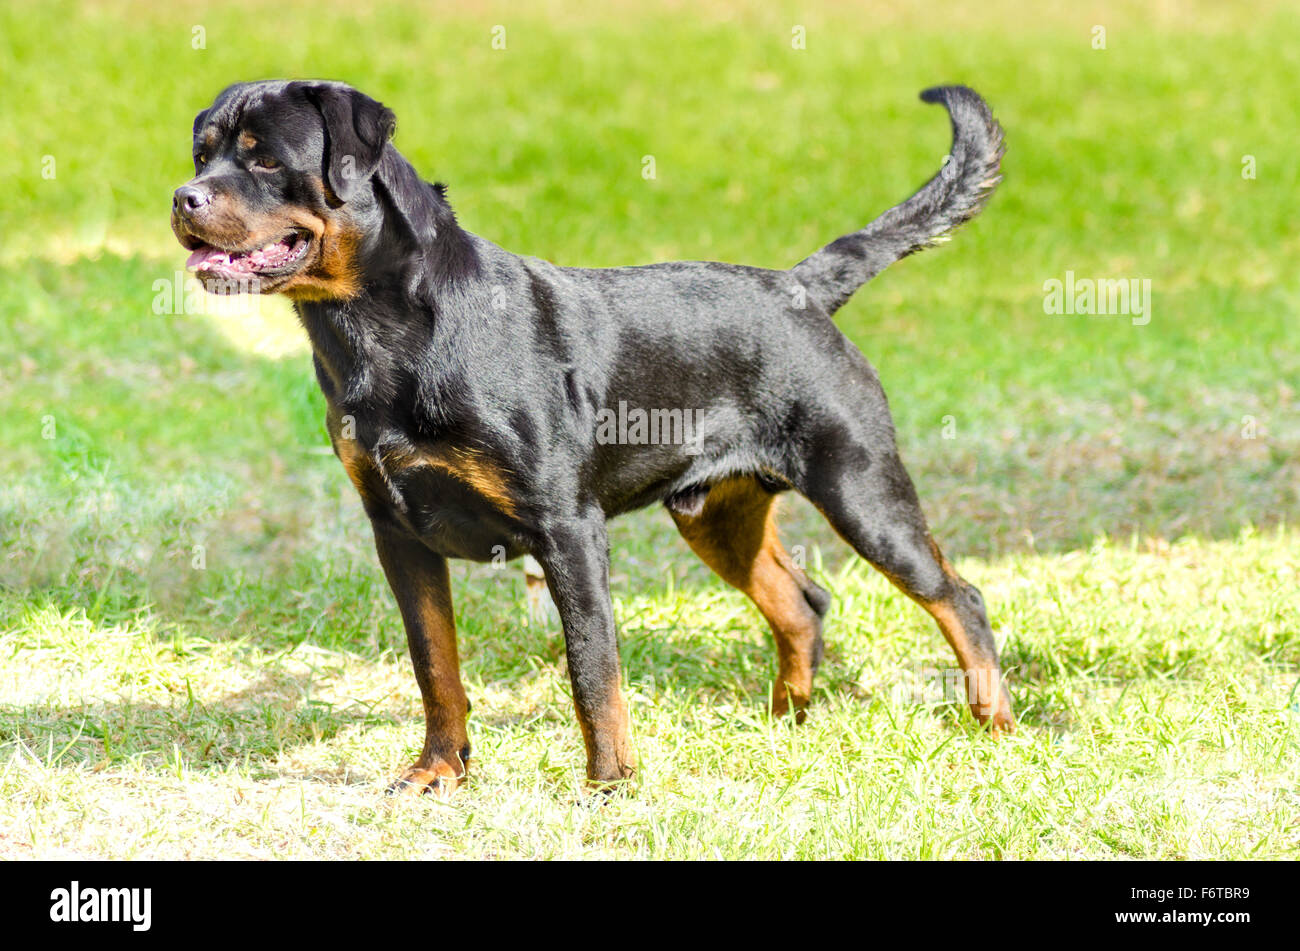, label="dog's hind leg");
[670,477,830,722]
[801,446,1015,732]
